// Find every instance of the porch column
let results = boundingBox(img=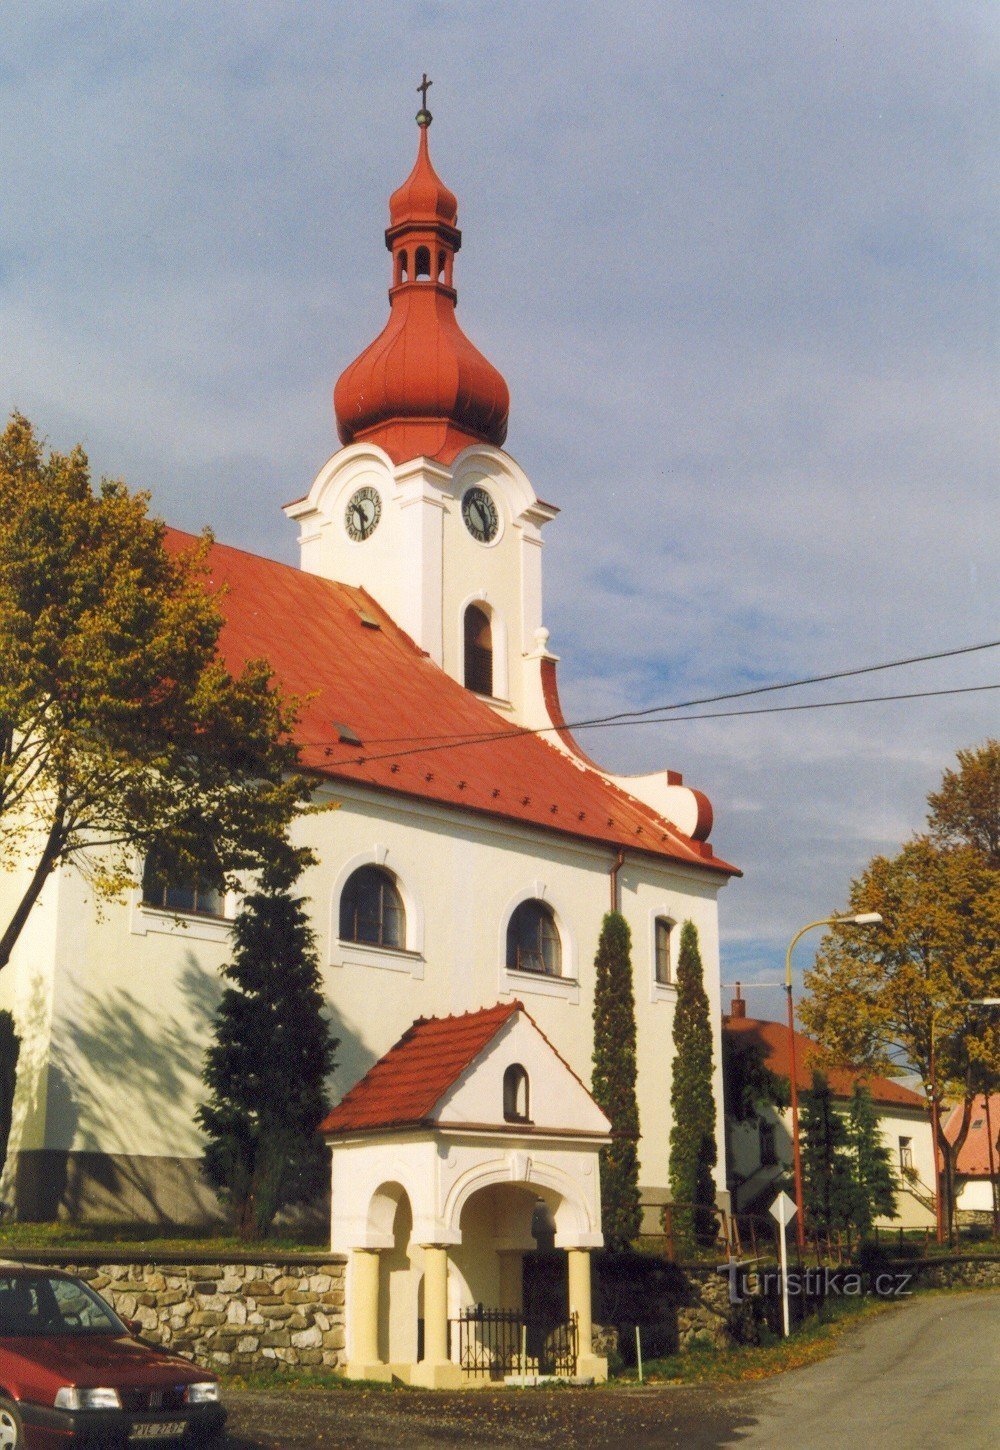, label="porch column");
[411,1244,463,1388]
[346,1248,391,1382]
[567,1247,605,1382]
